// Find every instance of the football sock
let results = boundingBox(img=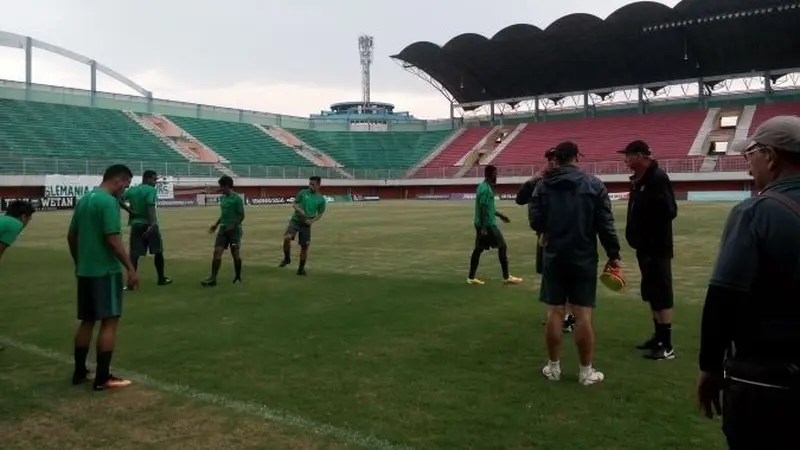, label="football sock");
[652,318,658,337]
[283,249,290,262]
[298,259,306,271]
[234,258,242,279]
[131,256,139,272]
[656,323,673,349]
[498,247,510,279]
[579,364,593,377]
[468,248,482,278]
[74,346,89,372]
[211,259,221,280]
[95,351,113,384]
[154,253,165,280]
